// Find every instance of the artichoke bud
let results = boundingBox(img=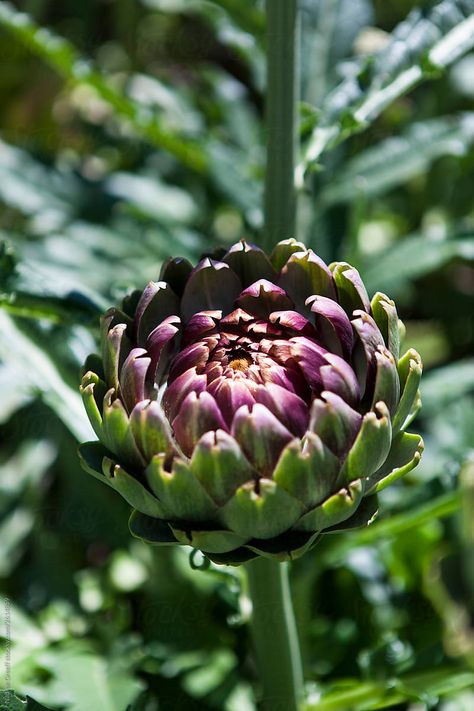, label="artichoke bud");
[79,239,423,564]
